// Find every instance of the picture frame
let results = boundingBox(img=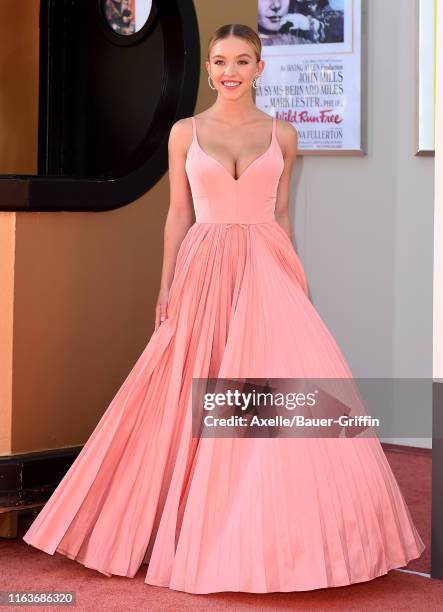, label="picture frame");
[256,0,366,156]
[417,0,436,155]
